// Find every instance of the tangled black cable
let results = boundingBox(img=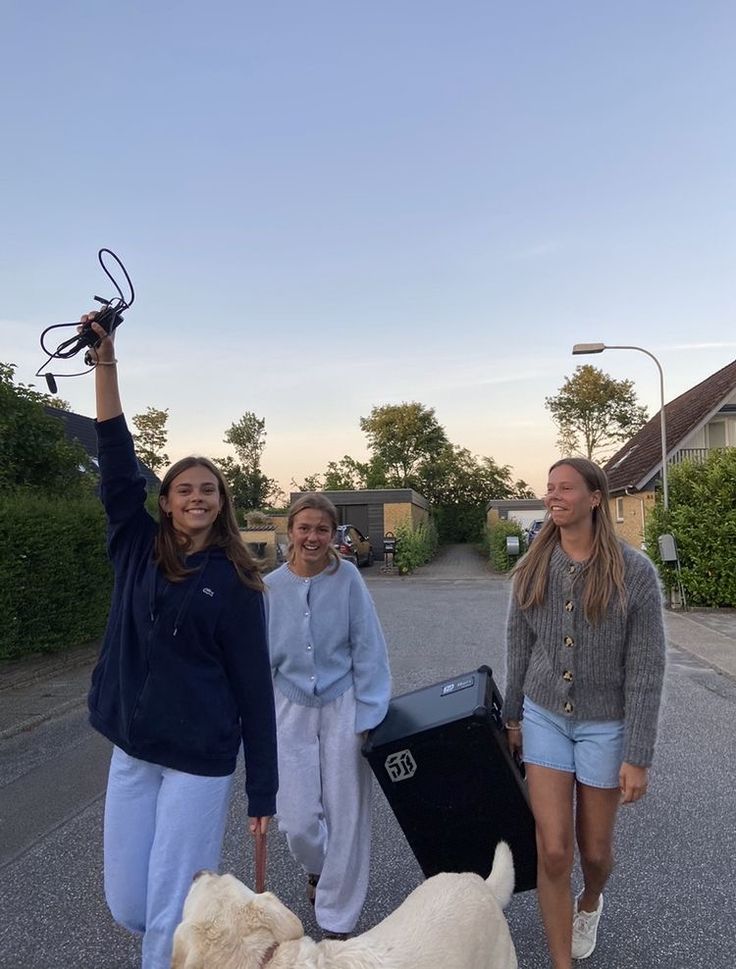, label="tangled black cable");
[36,248,135,394]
